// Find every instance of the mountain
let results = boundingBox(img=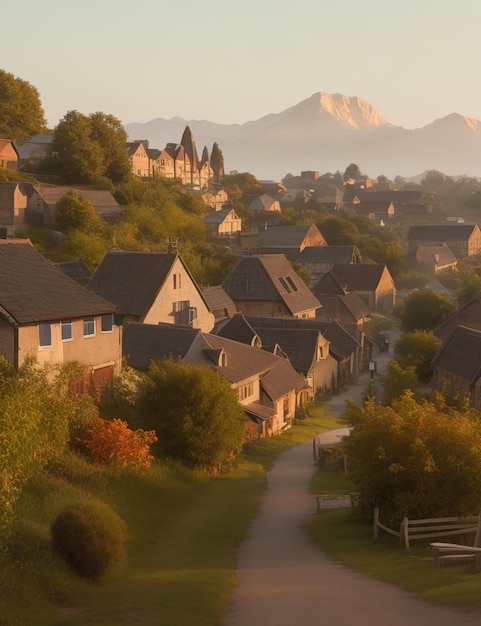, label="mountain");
[124,92,481,180]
